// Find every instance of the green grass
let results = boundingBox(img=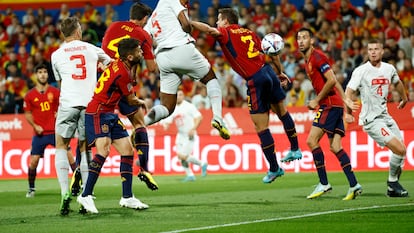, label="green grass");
[1,171,413,233]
